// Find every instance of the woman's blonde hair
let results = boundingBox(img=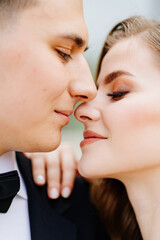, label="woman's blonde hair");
[92,16,160,240]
